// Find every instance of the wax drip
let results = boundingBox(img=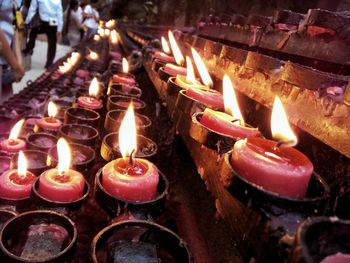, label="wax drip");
[129,149,135,166]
